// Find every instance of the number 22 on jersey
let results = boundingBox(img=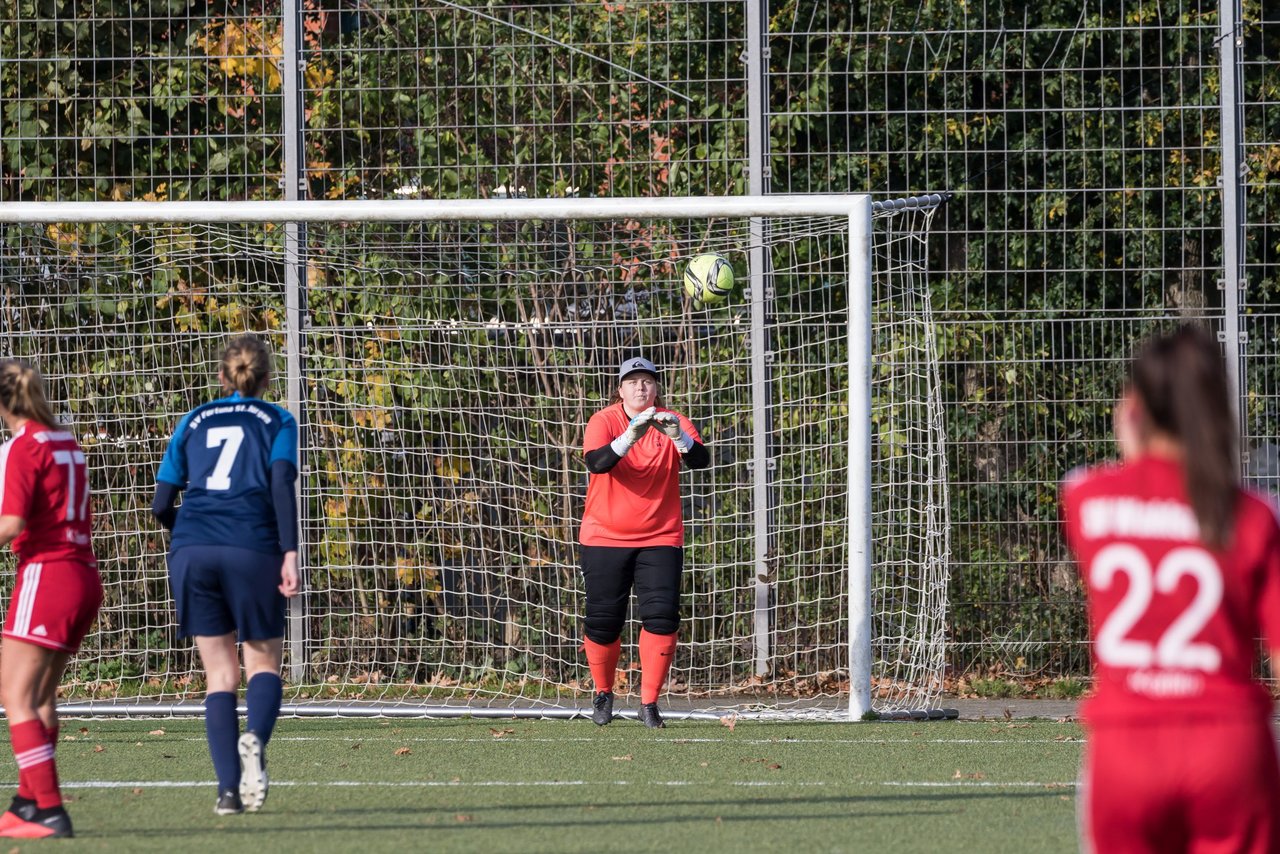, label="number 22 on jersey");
[1090,543,1224,672]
